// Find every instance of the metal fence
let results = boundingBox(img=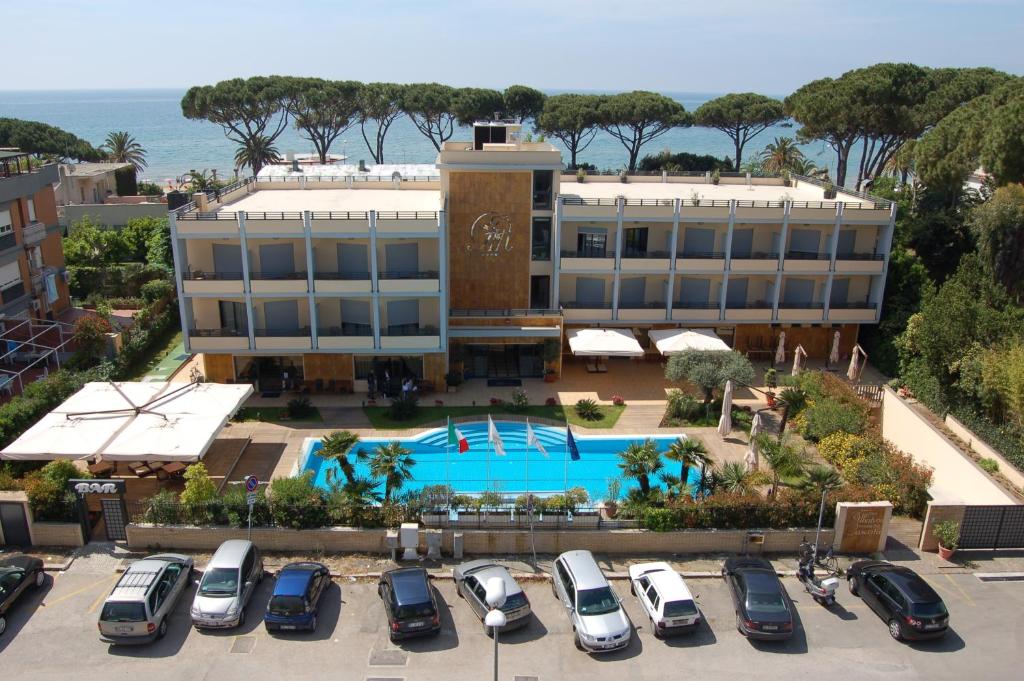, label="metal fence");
[958,505,1024,549]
